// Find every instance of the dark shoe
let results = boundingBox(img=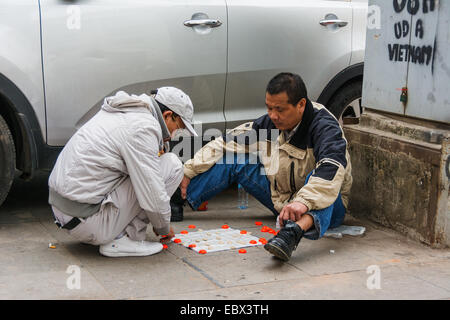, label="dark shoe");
[170,188,185,222]
[264,220,304,261]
